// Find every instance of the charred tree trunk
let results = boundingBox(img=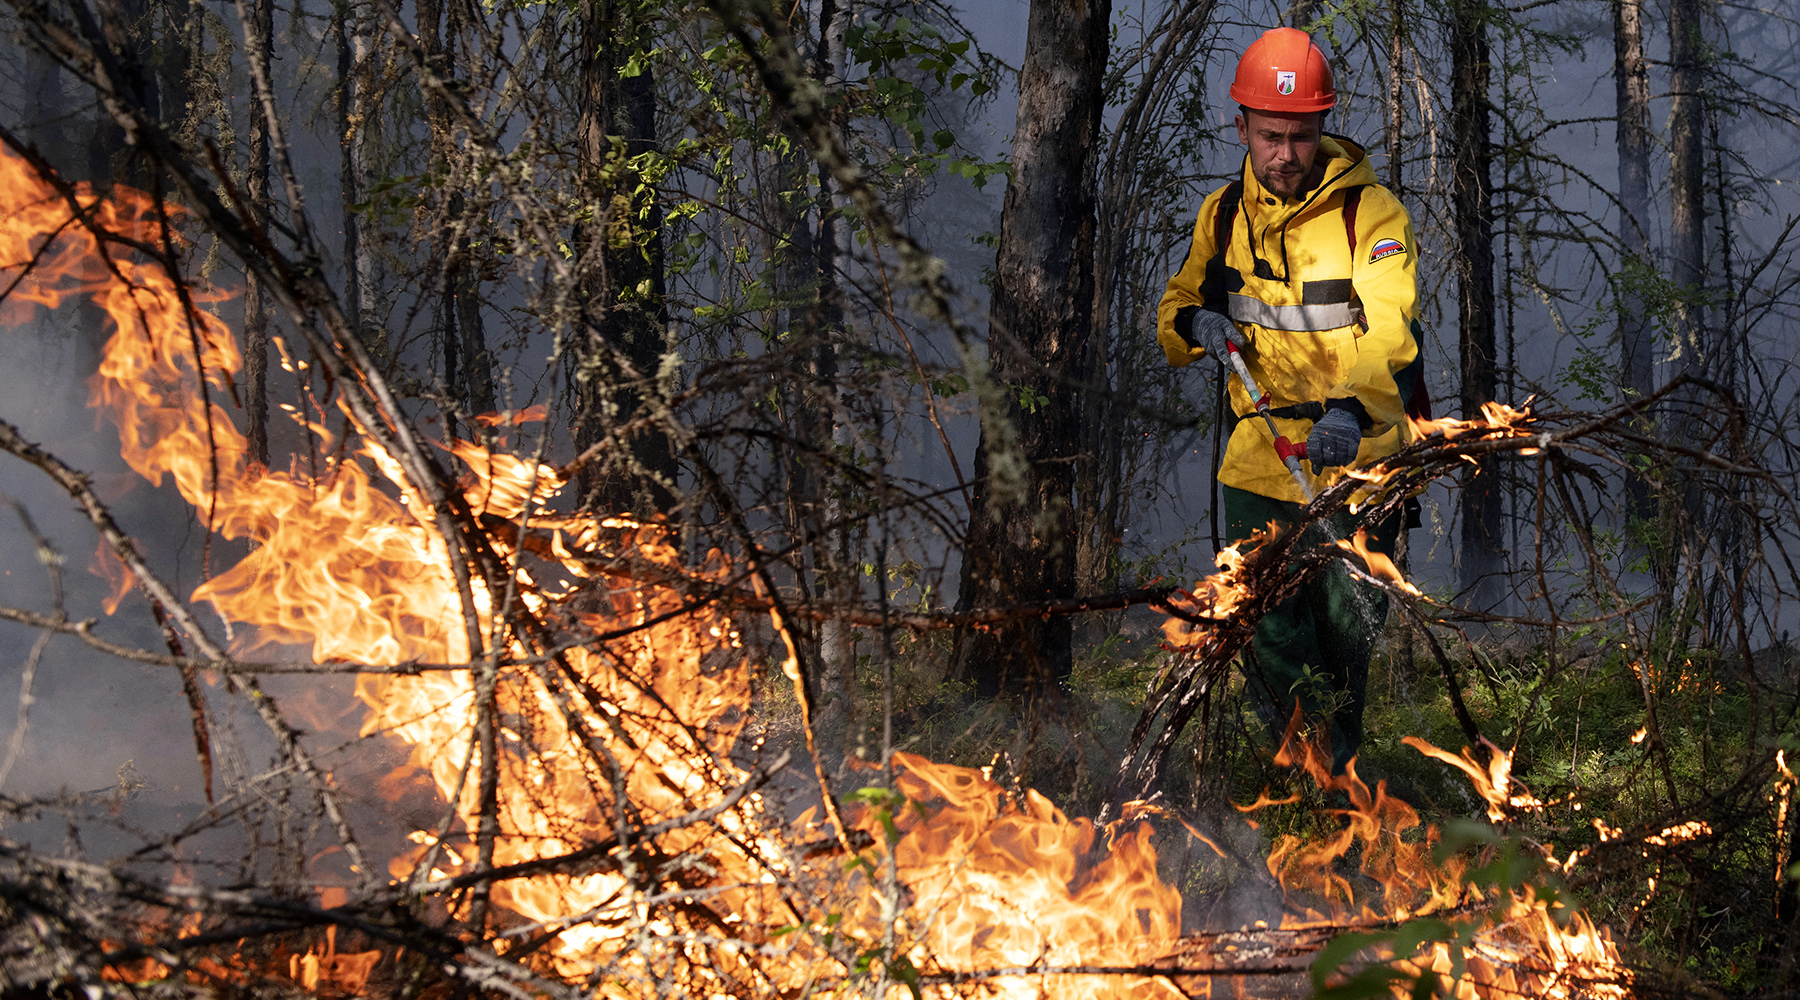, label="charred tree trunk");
[953,0,1109,700]
[242,0,273,466]
[155,0,194,153]
[1450,0,1503,615]
[449,0,494,421]
[572,0,676,516]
